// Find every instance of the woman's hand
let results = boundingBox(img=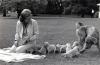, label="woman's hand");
[19,35,37,45]
[19,36,30,45]
[29,35,37,41]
